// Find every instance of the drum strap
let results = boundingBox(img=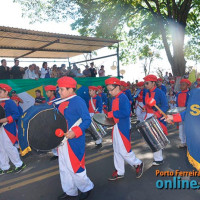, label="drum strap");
[91,97,97,113]
[54,95,76,105]
[61,118,83,144]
